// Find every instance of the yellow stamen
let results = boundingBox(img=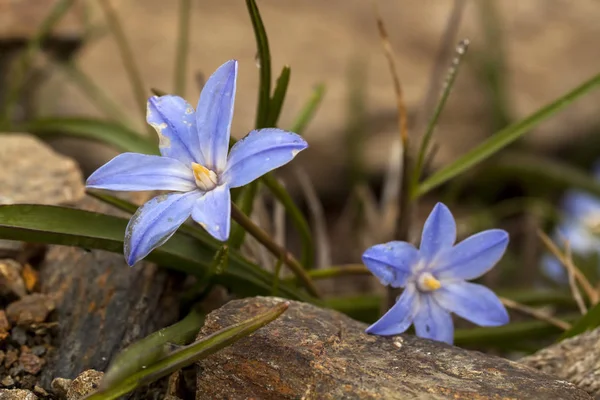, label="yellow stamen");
[192,162,218,191]
[417,272,441,292]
